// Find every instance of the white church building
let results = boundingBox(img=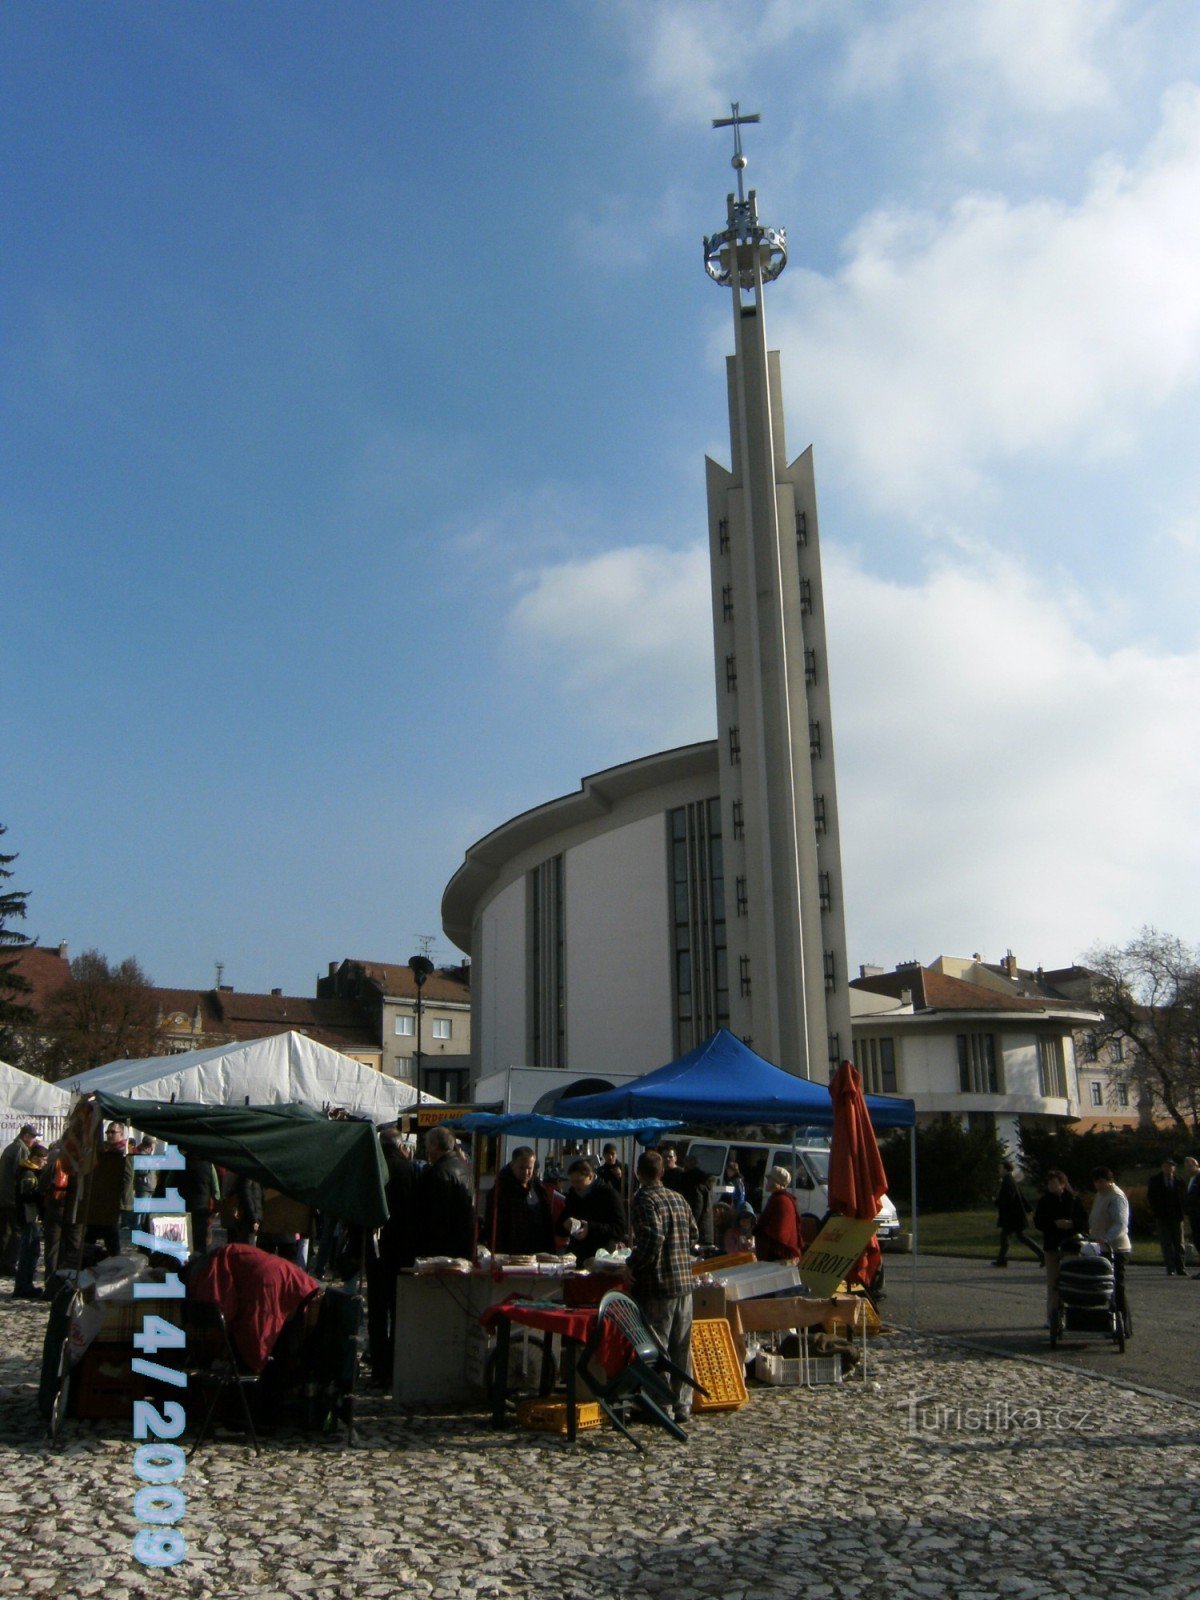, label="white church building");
[444,113,852,1090]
